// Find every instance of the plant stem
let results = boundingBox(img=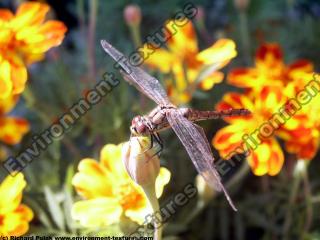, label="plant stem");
[88,0,98,82]
[183,162,250,225]
[239,11,251,65]
[302,161,312,238]
[282,160,305,240]
[143,184,162,240]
